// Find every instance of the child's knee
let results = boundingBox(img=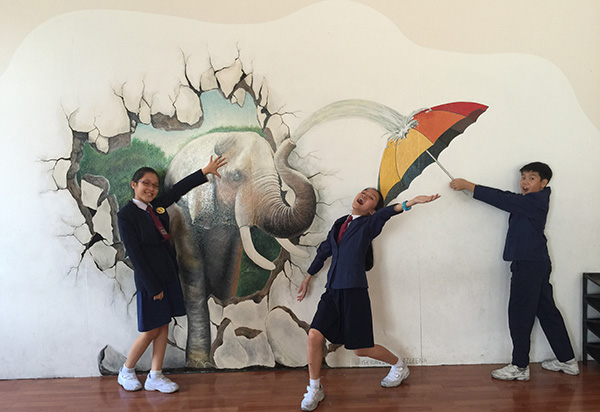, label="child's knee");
[307,329,324,346]
[143,325,166,341]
